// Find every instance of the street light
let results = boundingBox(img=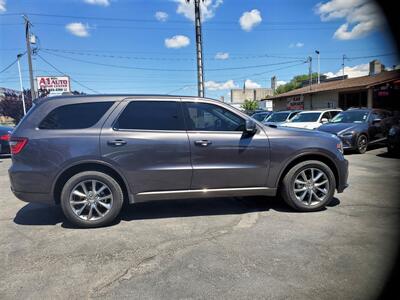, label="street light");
[16,53,27,115]
[315,50,320,84]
